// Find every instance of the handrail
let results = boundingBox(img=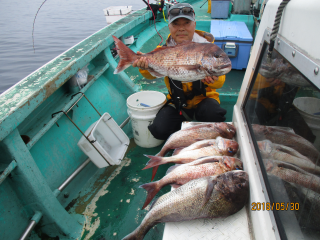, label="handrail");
[26,64,109,150]
[19,211,43,240]
[0,160,17,185]
[53,115,130,198]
